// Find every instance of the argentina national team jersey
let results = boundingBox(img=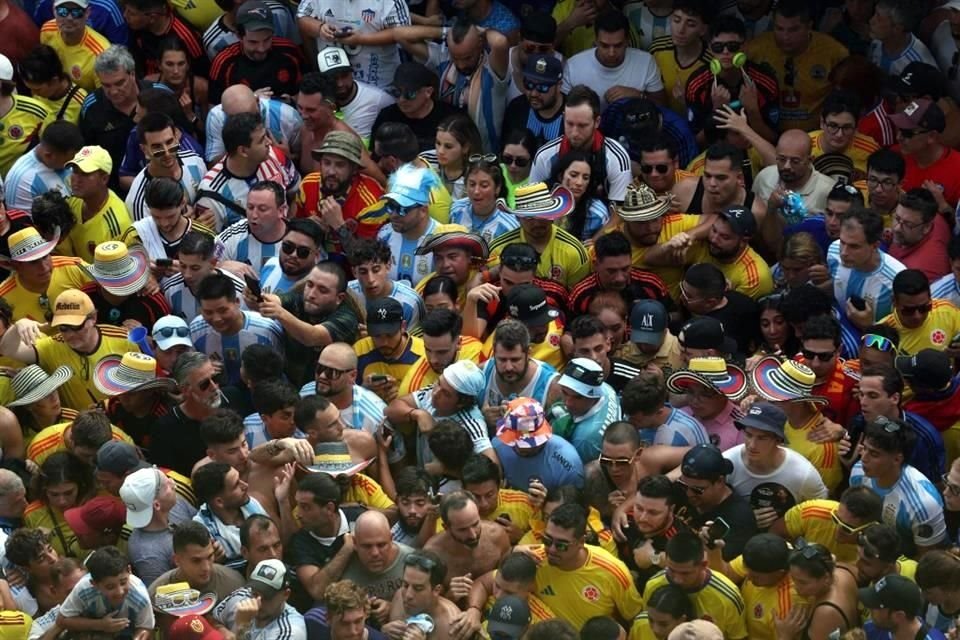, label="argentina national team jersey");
[827,240,906,324]
[449,198,520,245]
[4,149,71,211]
[204,99,303,164]
[623,1,671,50]
[193,499,268,571]
[162,269,246,320]
[217,220,282,270]
[59,573,154,632]
[931,272,960,308]
[260,257,302,294]
[189,310,283,384]
[243,412,307,448]
[413,385,491,467]
[377,215,437,287]
[125,151,208,221]
[653,408,709,447]
[214,587,307,640]
[298,382,385,434]
[481,357,557,409]
[347,280,424,331]
[202,0,300,60]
